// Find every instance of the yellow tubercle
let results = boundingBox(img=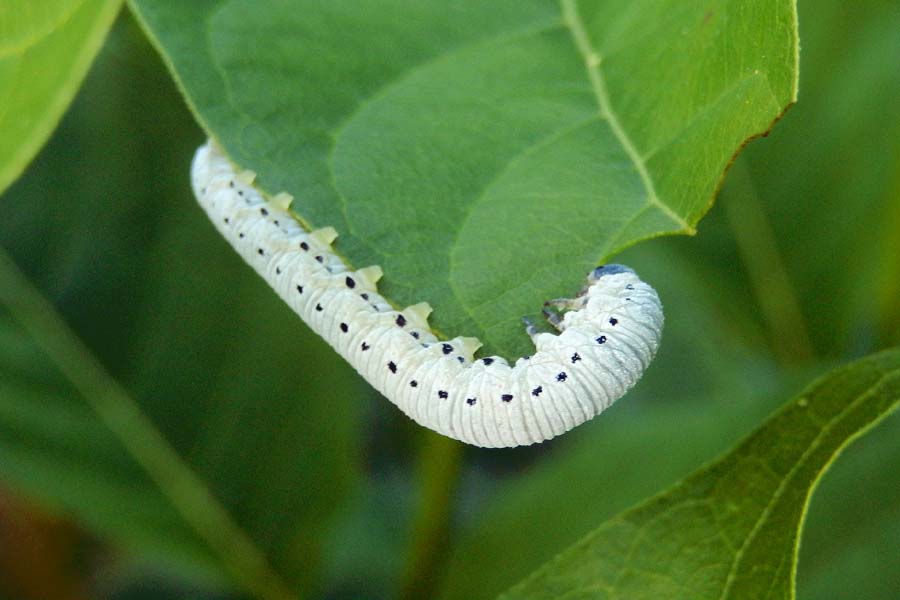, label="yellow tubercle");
[357,265,384,287]
[236,169,257,185]
[310,226,339,246]
[271,192,293,210]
